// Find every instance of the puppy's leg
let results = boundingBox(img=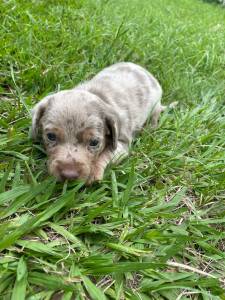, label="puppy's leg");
[110,142,129,164]
[160,101,179,112]
[151,101,178,128]
[87,142,128,184]
[151,106,162,128]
